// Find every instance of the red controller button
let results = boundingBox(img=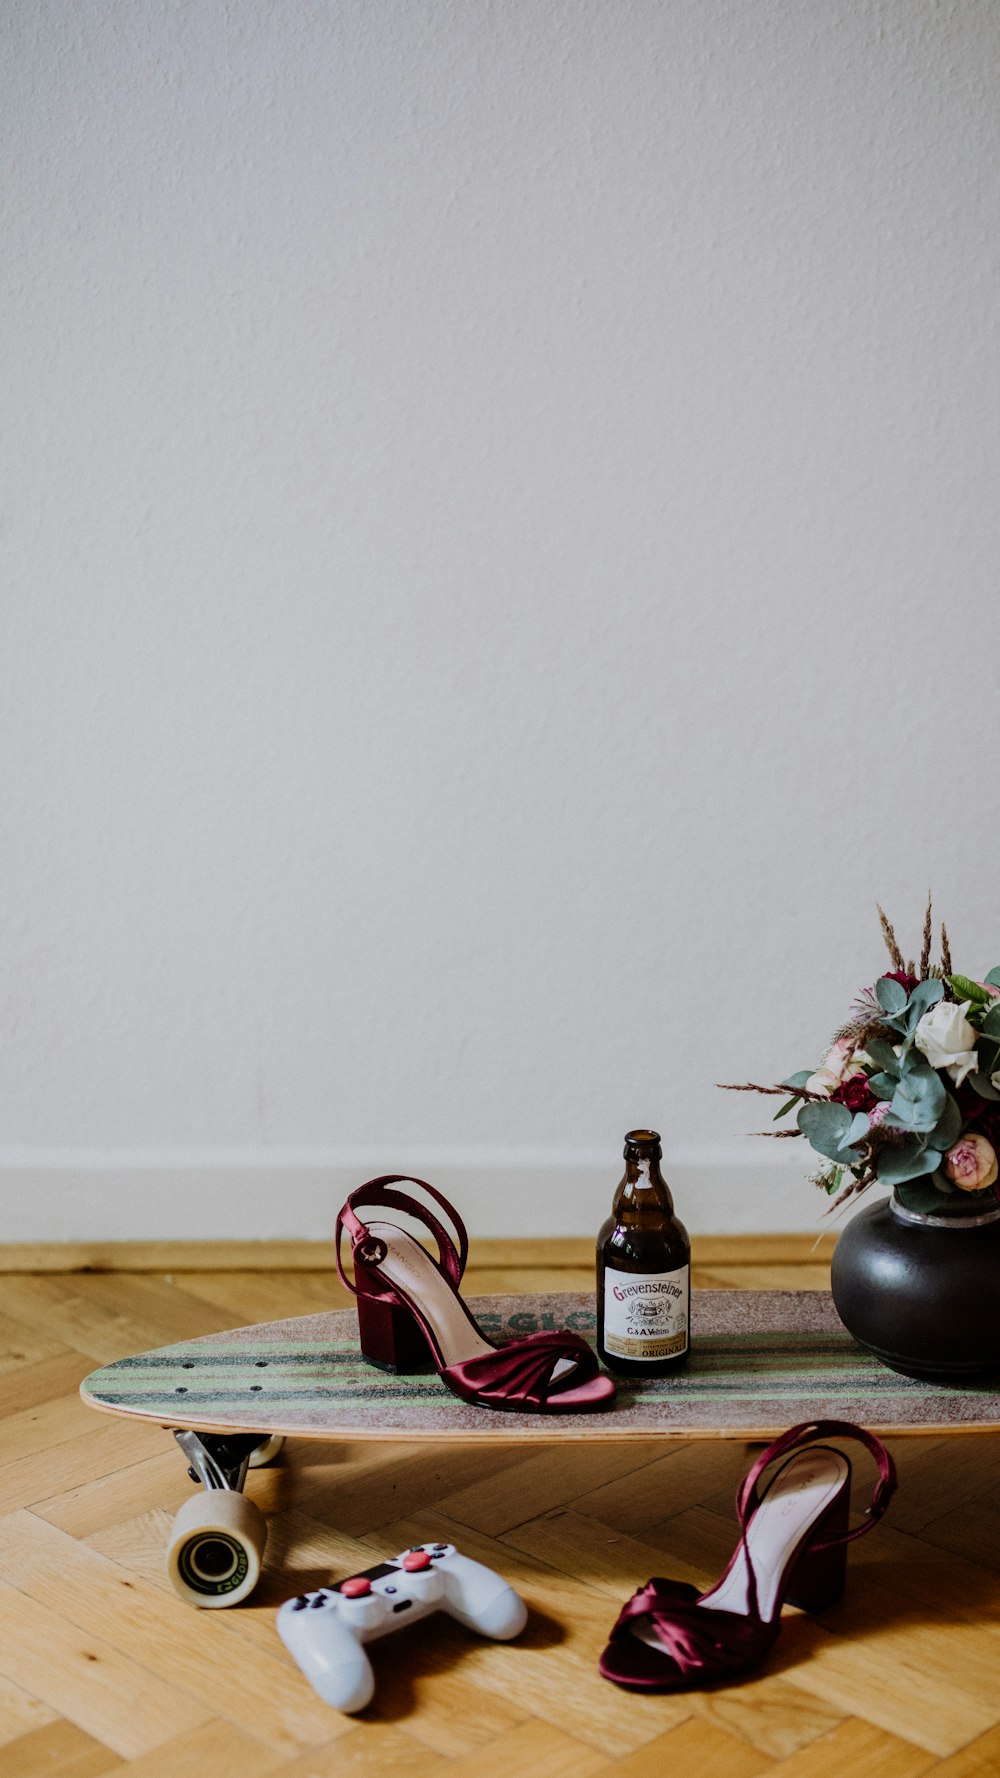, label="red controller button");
[340,1577,372,1597]
[402,1550,432,1572]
